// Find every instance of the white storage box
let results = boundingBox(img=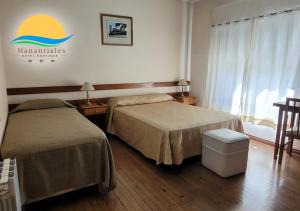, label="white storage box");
[202,129,249,178]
